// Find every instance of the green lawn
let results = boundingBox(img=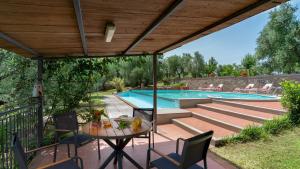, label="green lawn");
[90,89,117,97]
[212,127,300,169]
